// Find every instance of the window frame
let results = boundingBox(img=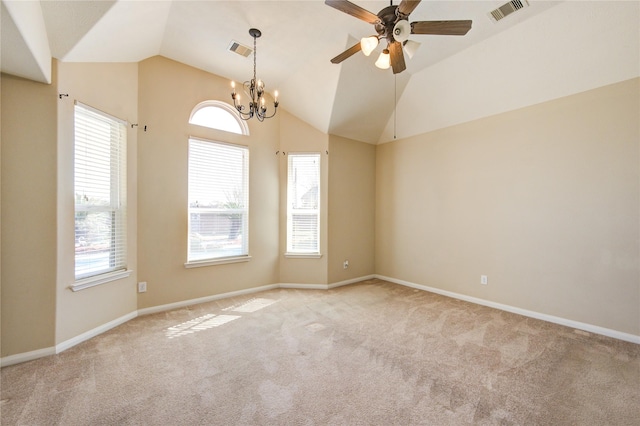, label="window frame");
[185,137,250,268]
[72,102,130,290]
[189,100,249,135]
[285,152,321,257]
